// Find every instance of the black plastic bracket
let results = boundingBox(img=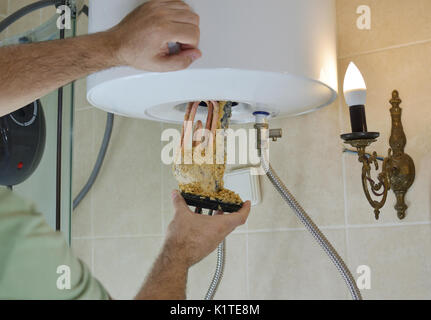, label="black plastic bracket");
[181,192,243,213]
